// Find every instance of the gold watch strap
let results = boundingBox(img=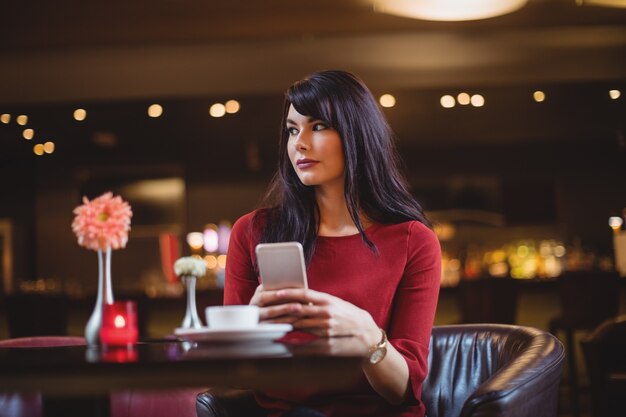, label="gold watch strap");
[374,328,387,349]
